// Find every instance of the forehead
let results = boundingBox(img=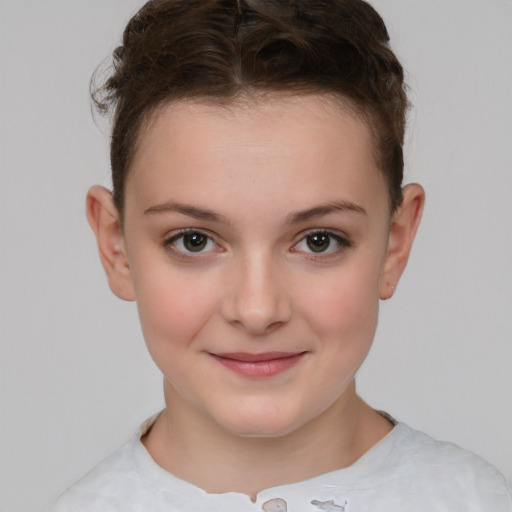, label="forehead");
[125,94,388,220]
[133,93,373,165]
